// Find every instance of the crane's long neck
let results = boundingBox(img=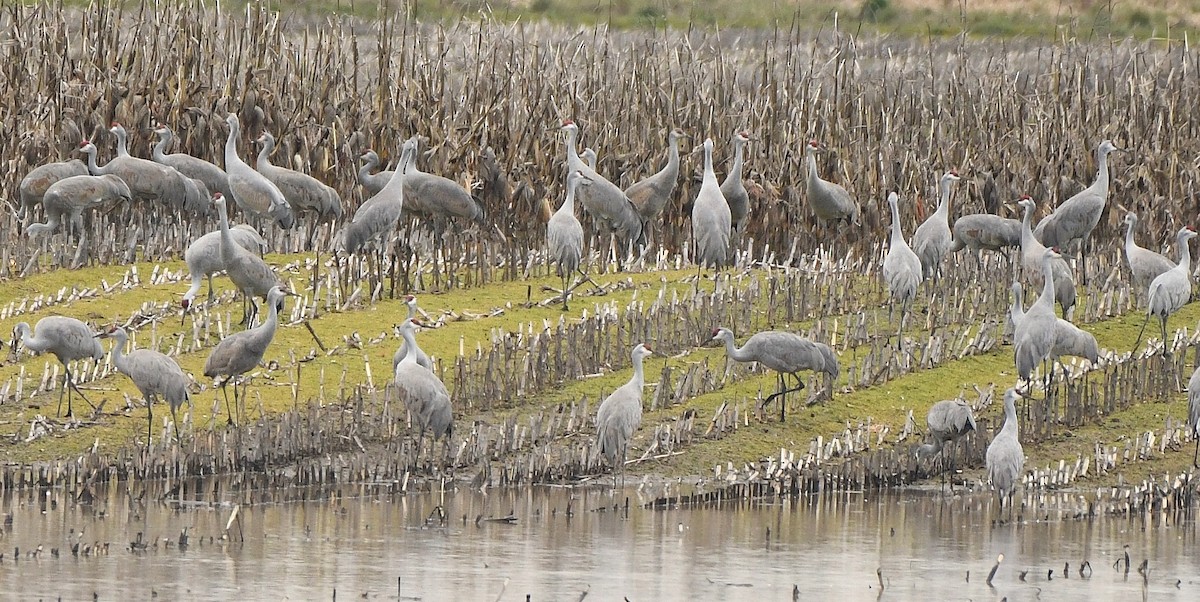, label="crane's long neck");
[630,352,646,388]
[1010,283,1025,325]
[1020,205,1035,248]
[564,128,580,164]
[113,128,129,157]
[217,202,236,262]
[720,335,750,363]
[405,302,417,320]
[256,139,273,170]
[183,274,204,303]
[152,132,171,162]
[225,122,243,170]
[888,197,904,245]
[1124,220,1136,252]
[1000,396,1019,438]
[935,177,952,217]
[804,150,818,186]
[381,149,410,195]
[82,147,103,174]
[703,144,717,186]
[1093,147,1110,194]
[727,139,743,180]
[563,179,579,213]
[110,330,129,373]
[359,154,379,183]
[1177,233,1192,273]
[399,327,420,366]
[1039,253,1056,305]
